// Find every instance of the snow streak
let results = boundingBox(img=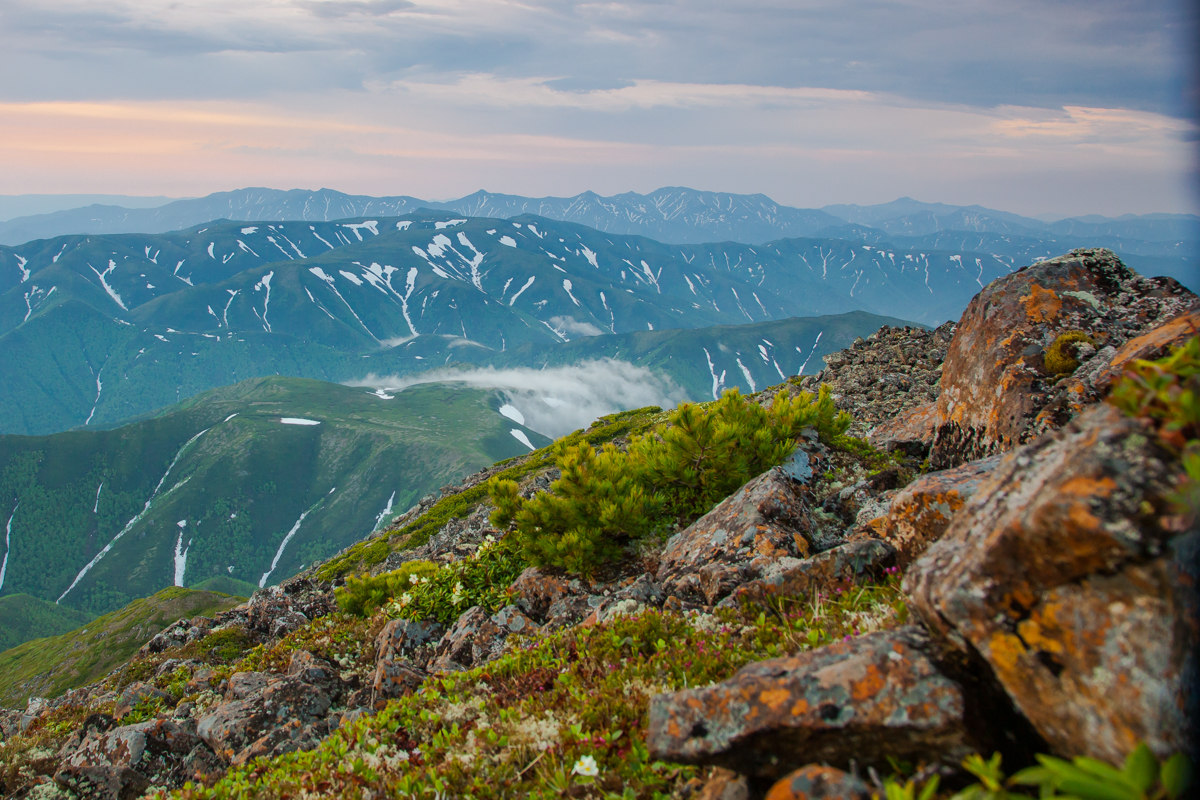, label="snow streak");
[0,504,17,591]
[58,428,209,602]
